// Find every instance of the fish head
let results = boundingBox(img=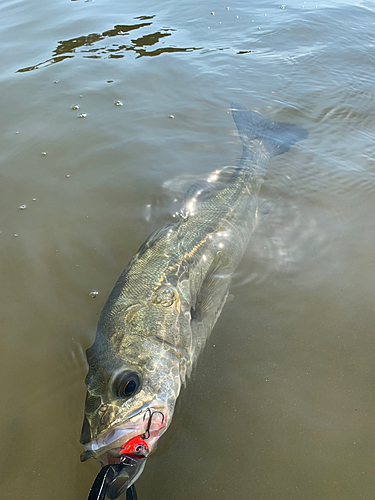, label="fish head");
[80,284,189,494]
[79,337,180,494]
[80,337,181,451]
